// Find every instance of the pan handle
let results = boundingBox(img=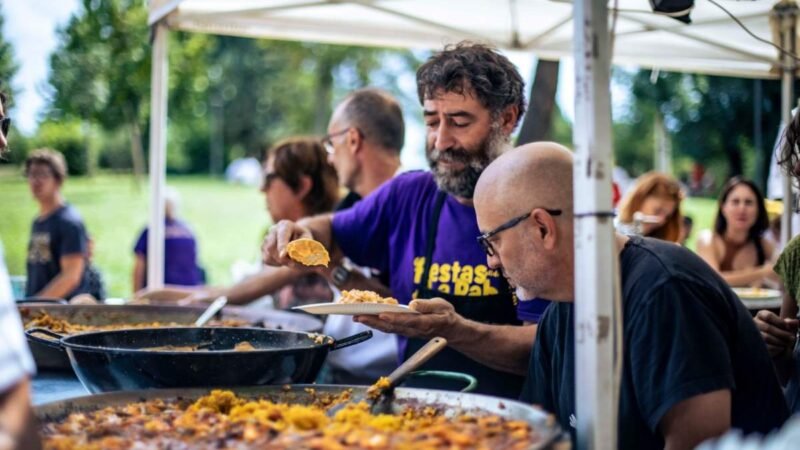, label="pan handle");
[331,330,372,351]
[25,328,66,349]
[16,297,68,305]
